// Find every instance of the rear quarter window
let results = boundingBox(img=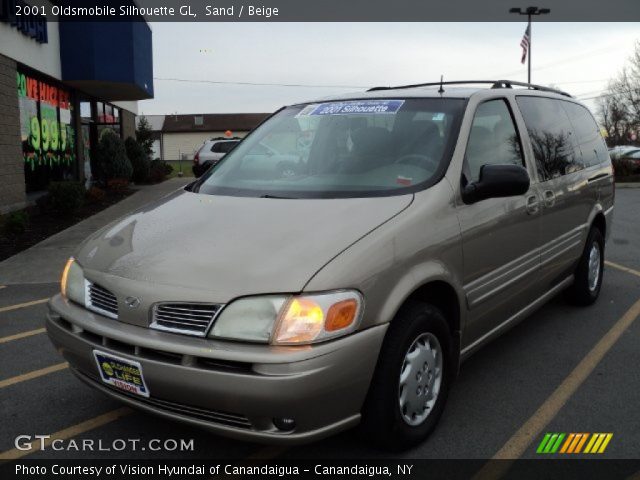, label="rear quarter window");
[516,96,583,180]
[561,102,609,168]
